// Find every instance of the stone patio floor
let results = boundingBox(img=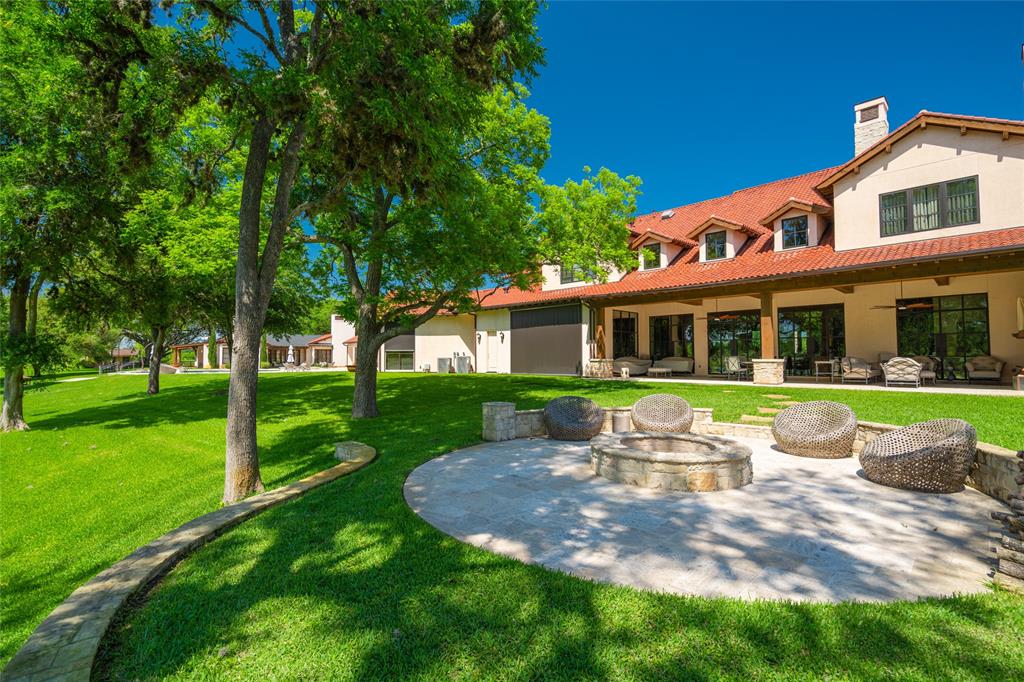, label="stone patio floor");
[404,436,1006,602]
